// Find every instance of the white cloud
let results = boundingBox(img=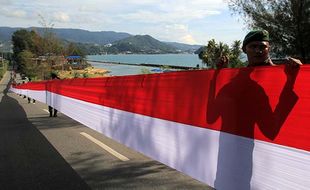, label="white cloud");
[163,24,199,44]
[118,0,223,25]
[0,0,246,44]
[8,10,27,18]
[0,0,13,4]
[78,5,101,12]
[53,12,70,23]
[1,7,27,18]
[180,34,198,44]
[167,24,187,31]
[141,23,199,44]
